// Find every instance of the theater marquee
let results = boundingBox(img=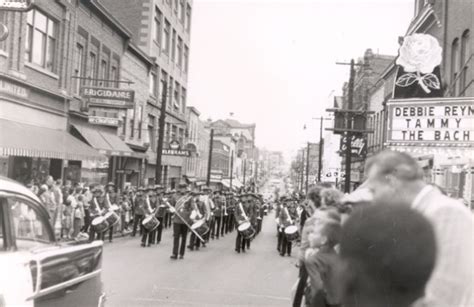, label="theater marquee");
[387,97,474,145]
